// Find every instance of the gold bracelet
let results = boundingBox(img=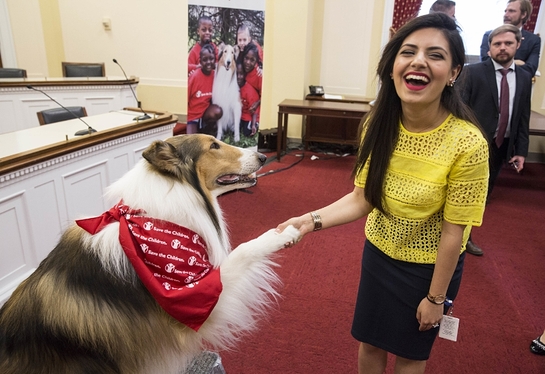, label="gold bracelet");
[310,211,322,231]
[426,293,446,305]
